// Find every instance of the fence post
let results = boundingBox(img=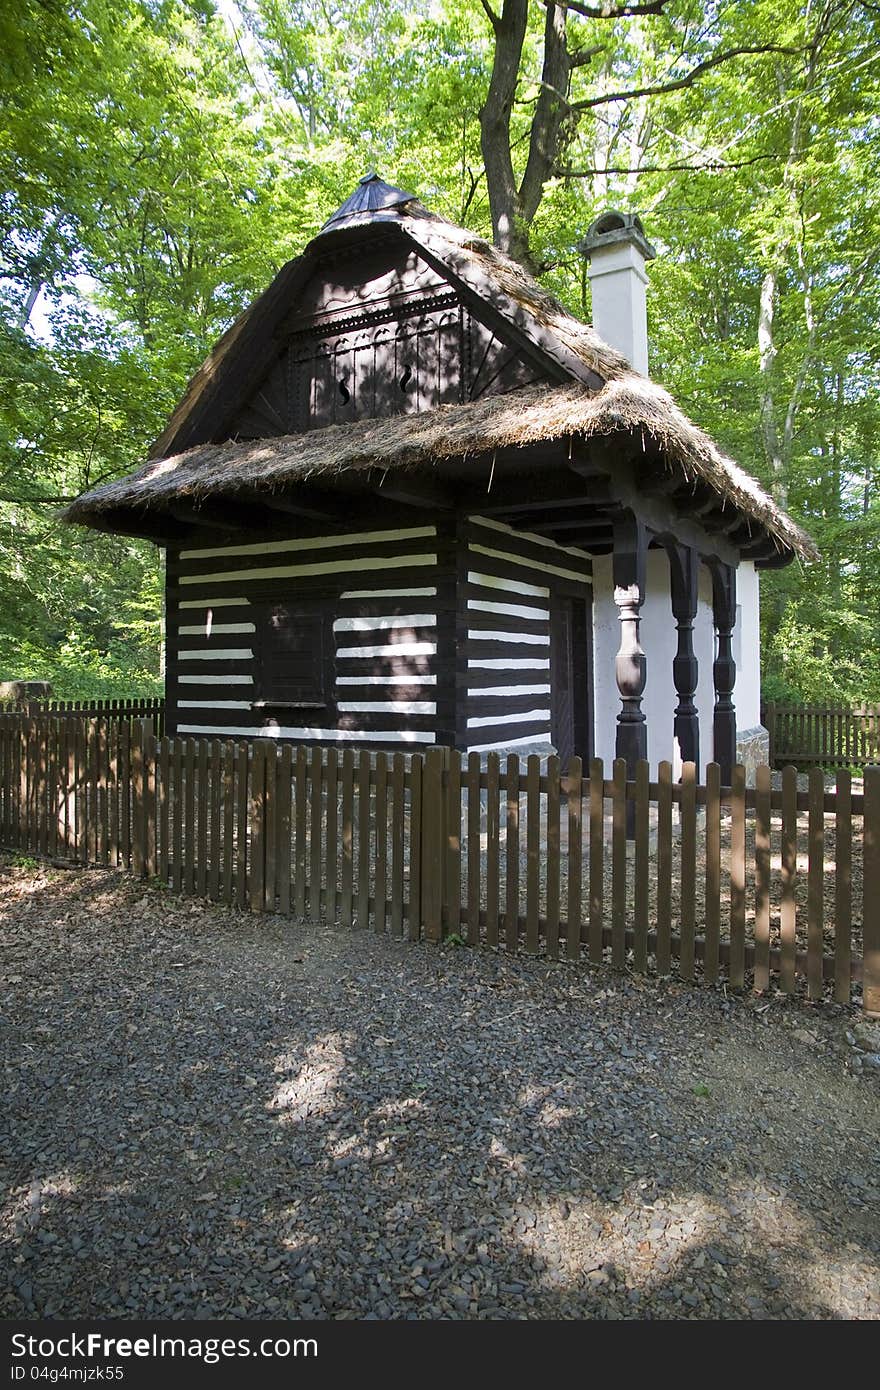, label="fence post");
[130,720,145,879]
[864,766,880,1017]
[766,701,776,768]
